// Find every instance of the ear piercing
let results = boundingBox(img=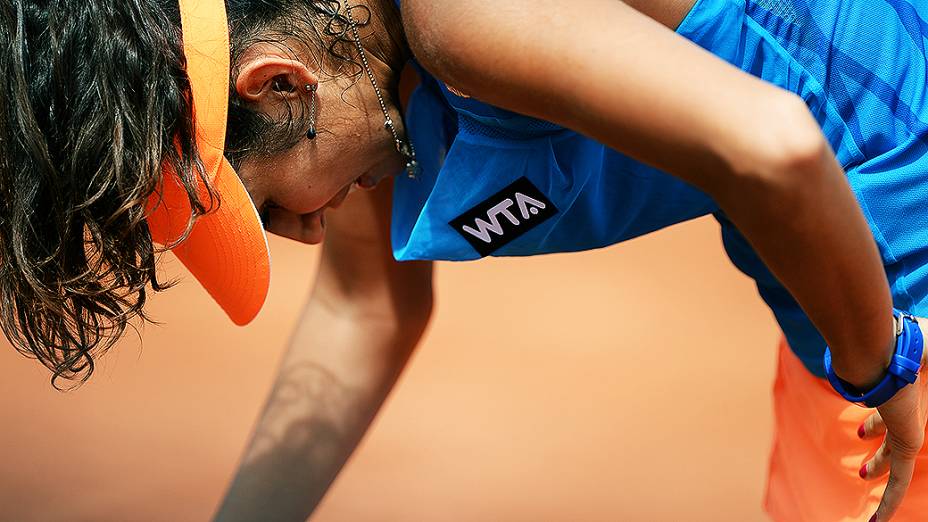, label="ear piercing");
[305,83,317,140]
